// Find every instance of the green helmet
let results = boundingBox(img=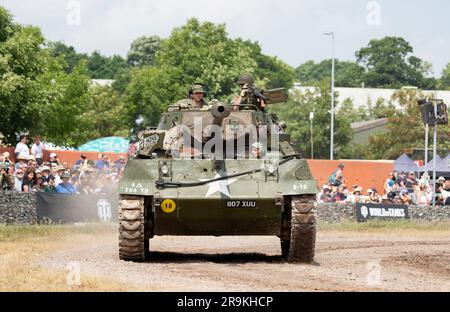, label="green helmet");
[237,74,254,85]
[190,83,206,94]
